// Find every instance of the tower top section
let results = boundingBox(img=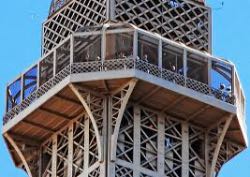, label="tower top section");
[43,0,211,55]
[49,0,206,17]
